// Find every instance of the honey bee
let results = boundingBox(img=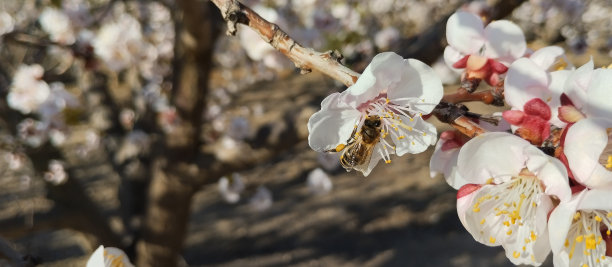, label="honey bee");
[327,115,382,172]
